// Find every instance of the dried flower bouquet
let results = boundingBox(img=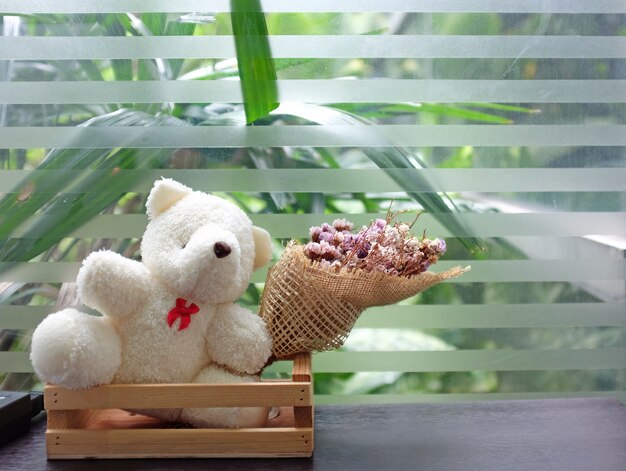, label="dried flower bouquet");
[259,212,470,358]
